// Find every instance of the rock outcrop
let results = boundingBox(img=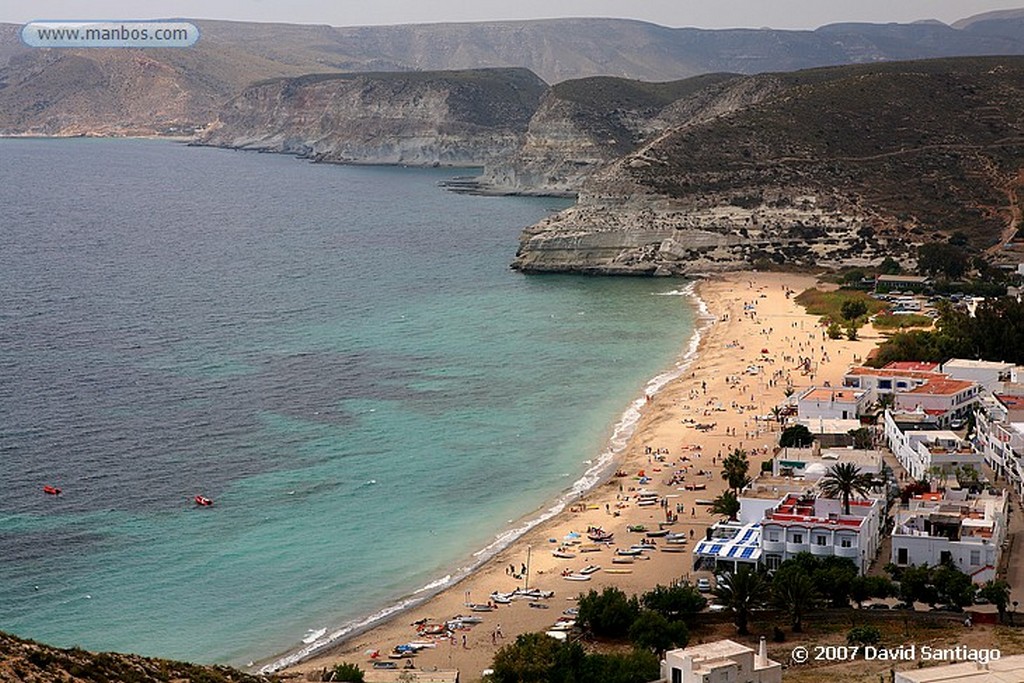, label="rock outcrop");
[512,57,1024,275]
[196,68,547,166]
